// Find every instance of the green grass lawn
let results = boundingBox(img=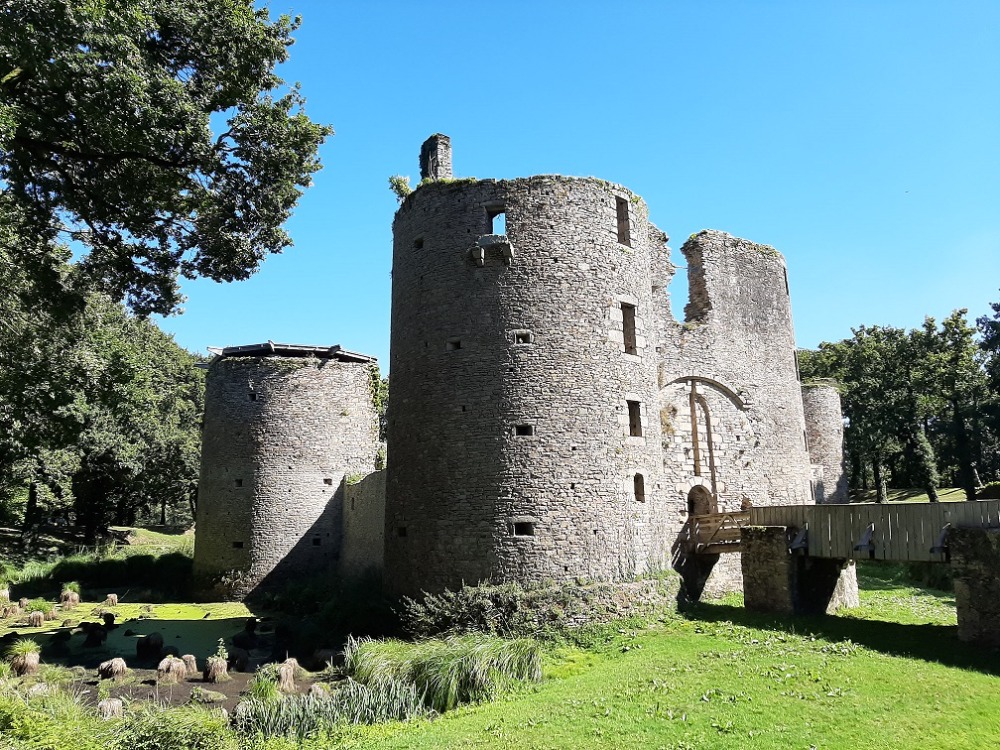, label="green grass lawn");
[851,487,967,503]
[319,567,998,750]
